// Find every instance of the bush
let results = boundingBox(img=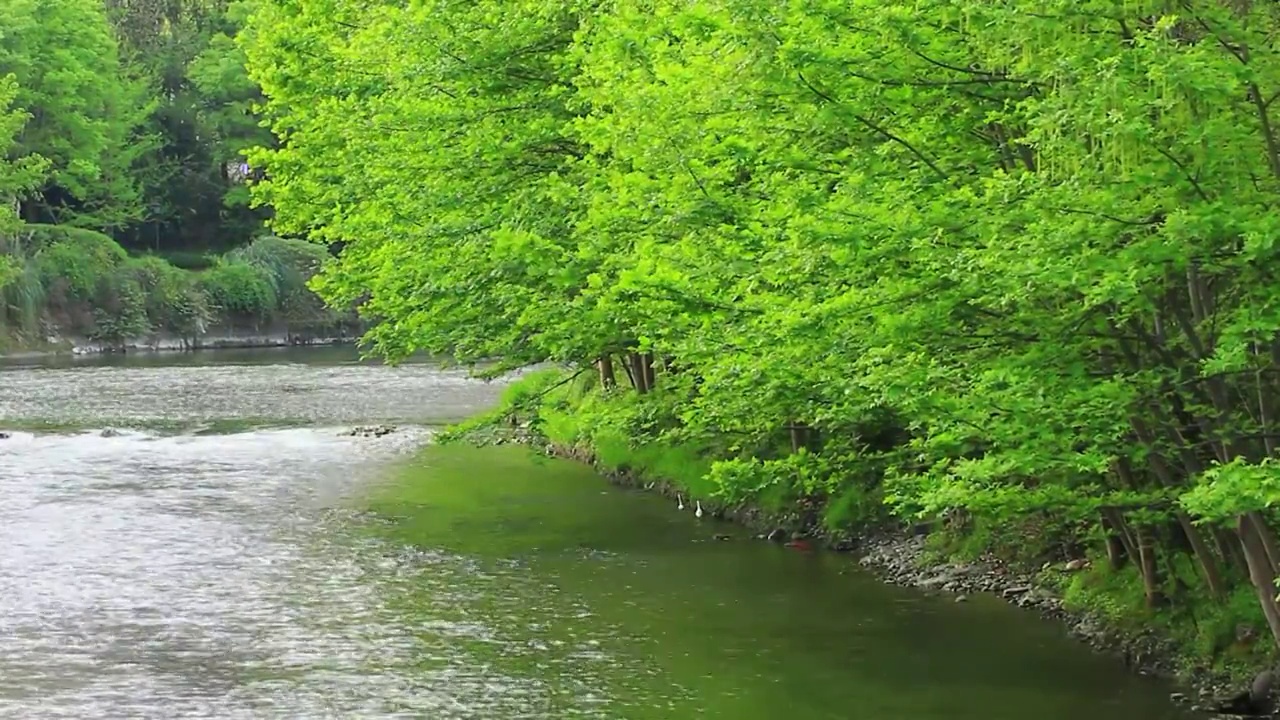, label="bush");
[0,224,349,345]
[32,226,128,301]
[199,259,278,320]
[226,236,336,324]
[0,254,18,288]
[125,256,212,335]
[90,270,150,344]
